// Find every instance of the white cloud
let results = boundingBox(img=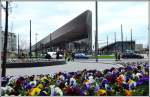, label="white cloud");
[1,1,148,48]
[96,2,148,48]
